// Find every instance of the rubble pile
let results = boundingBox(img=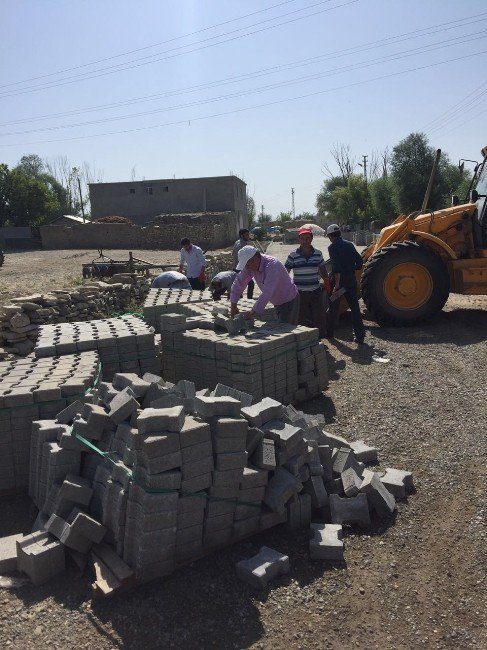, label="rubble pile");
[0,351,100,492]
[160,316,328,404]
[0,274,150,357]
[34,314,160,381]
[13,372,413,590]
